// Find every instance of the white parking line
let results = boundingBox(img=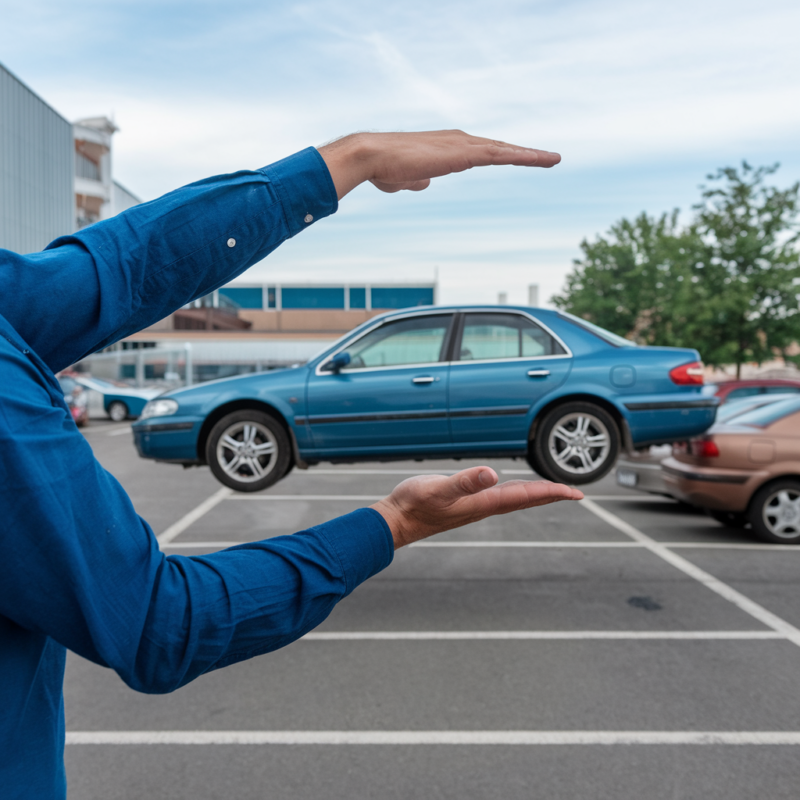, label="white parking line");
[580,497,800,648]
[65,730,800,746]
[157,488,231,545]
[108,426,133,437]
[302,631,780,641]
[161,540,800,551]
[231,494,384,501]
[295,469,462,475]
